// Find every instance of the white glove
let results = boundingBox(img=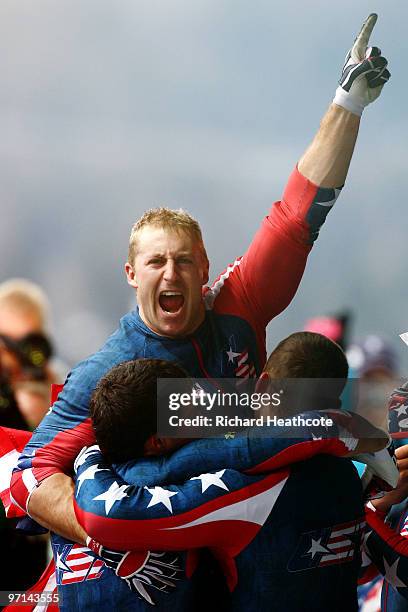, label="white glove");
[333,13,390,116]
[87,538,182,606]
